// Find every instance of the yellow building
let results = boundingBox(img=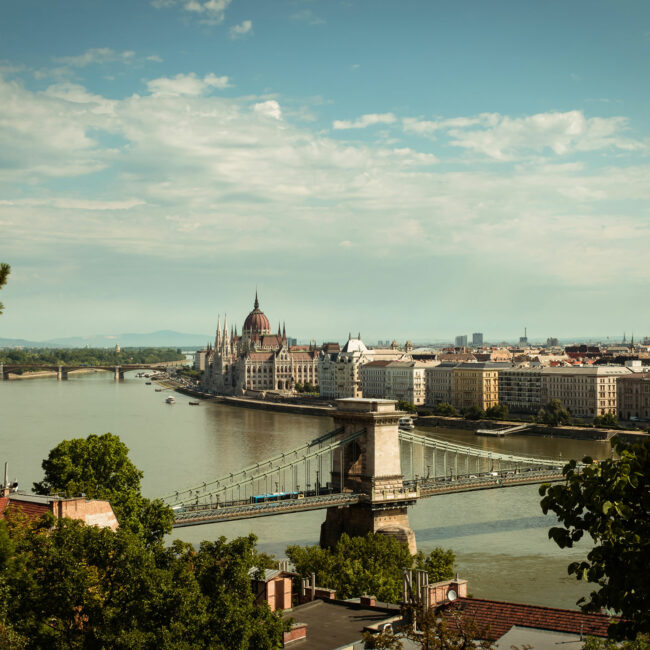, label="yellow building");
[451,363,501,410]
